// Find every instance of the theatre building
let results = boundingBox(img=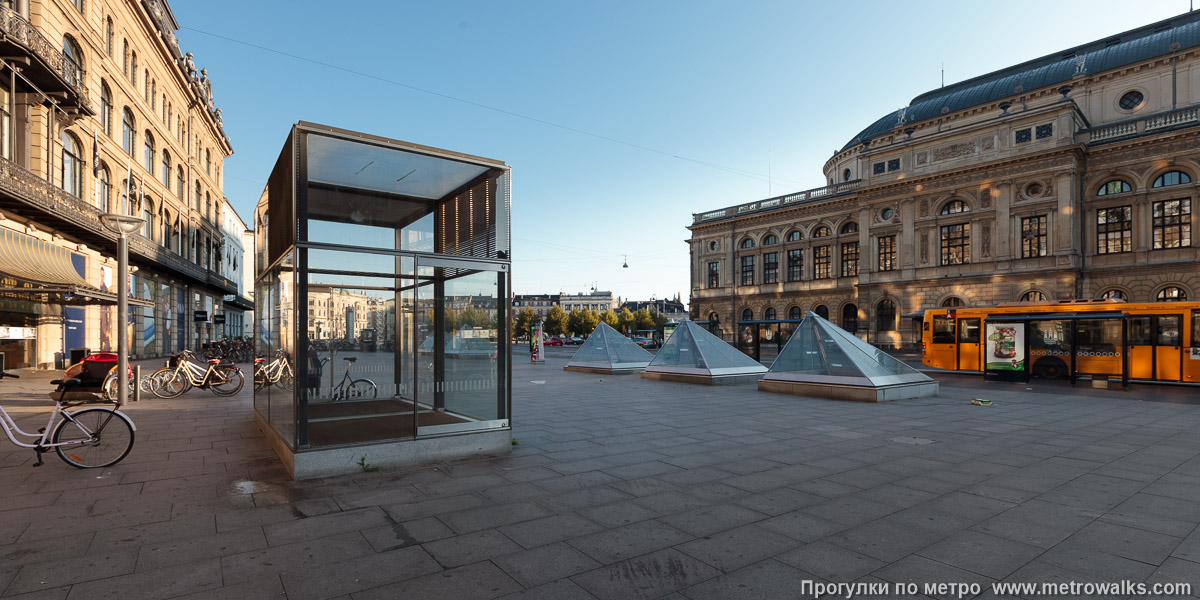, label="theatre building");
[0,0,241,369]
[689,13,1200,349]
